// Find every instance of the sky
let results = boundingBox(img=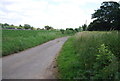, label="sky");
[0,0,119,29]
